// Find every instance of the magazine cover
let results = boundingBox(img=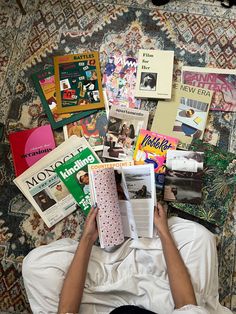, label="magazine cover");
[164,150,204,204]
[31,68,97,129]
[182,66,236,112]
[54,52,105,113]
[102,54,141,109]
[103,105,149,160]
[13,136,94,228]
[134,49,174,99]
[203,111,236,153]
[55,147,100,216]
[63,110,108,151]
[133,129,179,189]
[9,125,56,177]
[151,83,213,150]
